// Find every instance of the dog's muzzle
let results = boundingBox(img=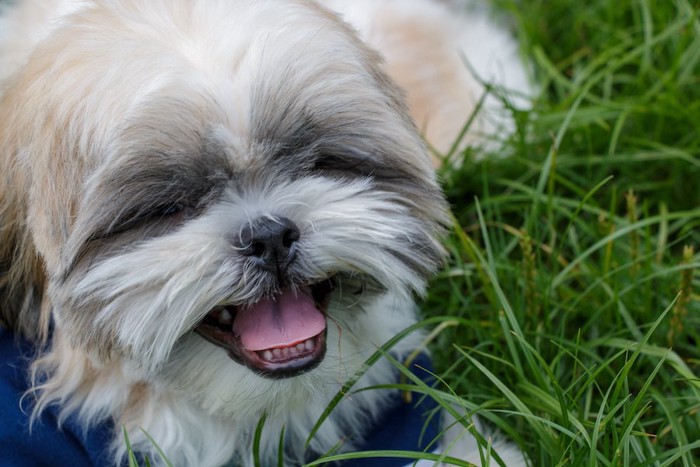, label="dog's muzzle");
[195,216,333,378]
